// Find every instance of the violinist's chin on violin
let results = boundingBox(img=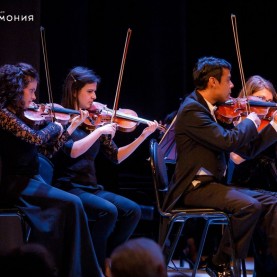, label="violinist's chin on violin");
[214,96,277,131]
